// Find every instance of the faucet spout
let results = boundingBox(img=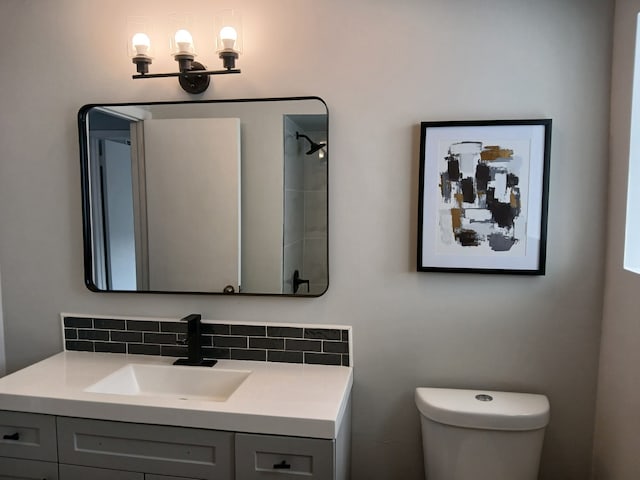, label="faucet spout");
[173,314,217,367]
